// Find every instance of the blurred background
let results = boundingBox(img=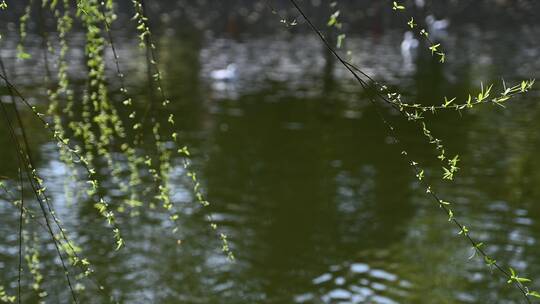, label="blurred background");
[1,0,540,303]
